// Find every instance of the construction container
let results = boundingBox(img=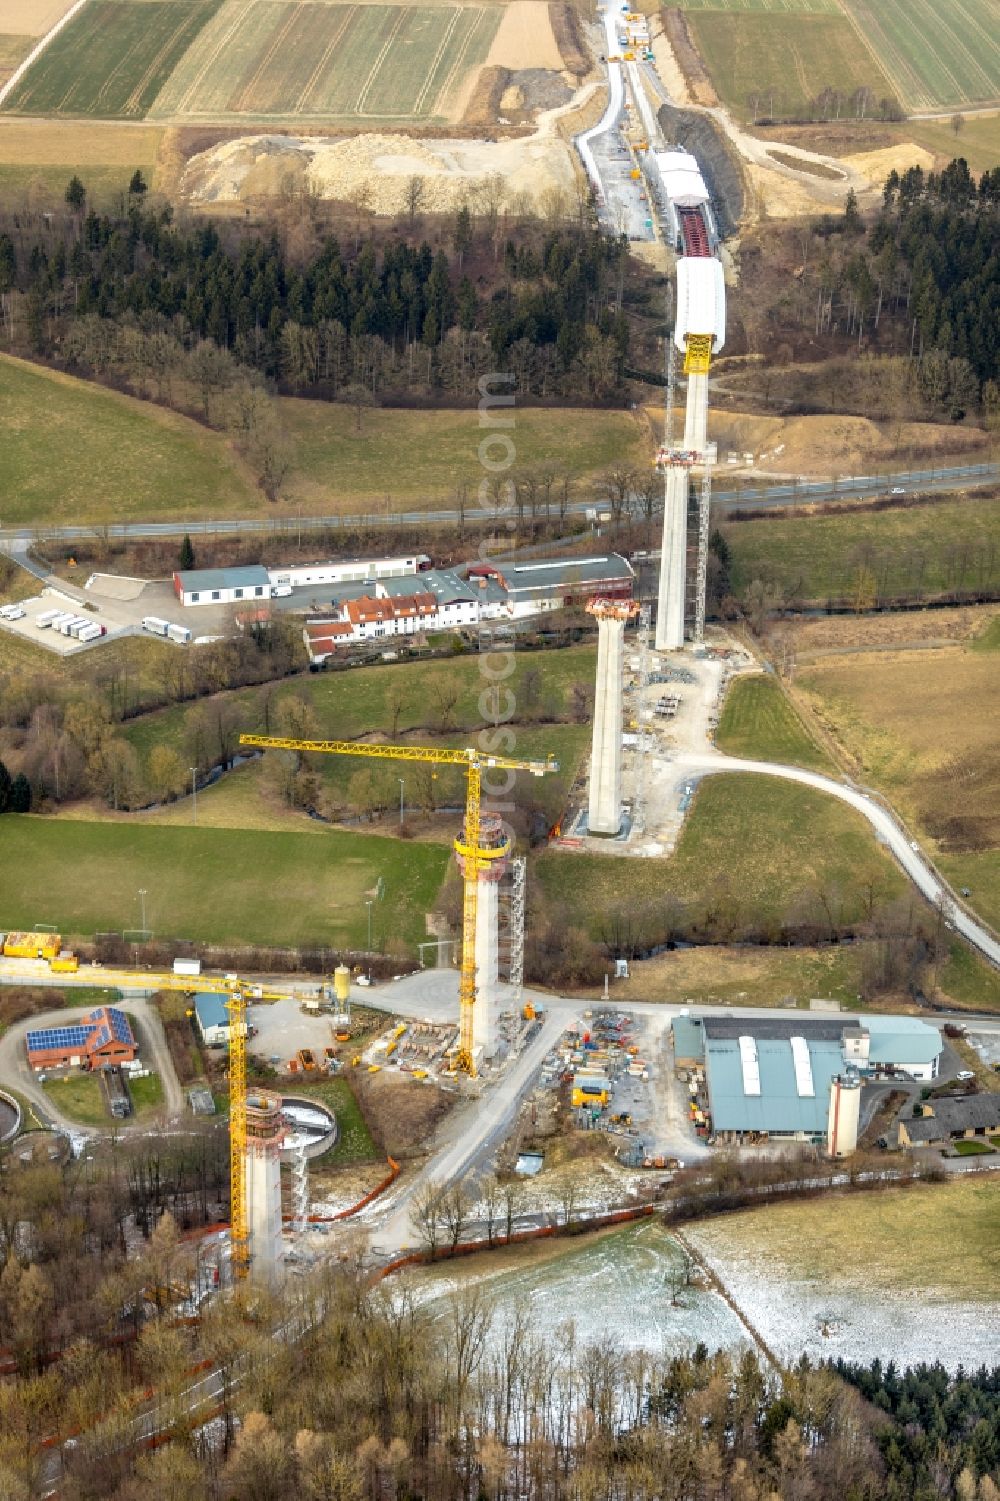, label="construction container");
[35,609,62,628]
[297,1049,317,1071]
[173,957,201,977]
[142,616,170,638]
[334,965,351,1004]
[167,623,192,646]
[4,932,61,960]
[50,952,79,973]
